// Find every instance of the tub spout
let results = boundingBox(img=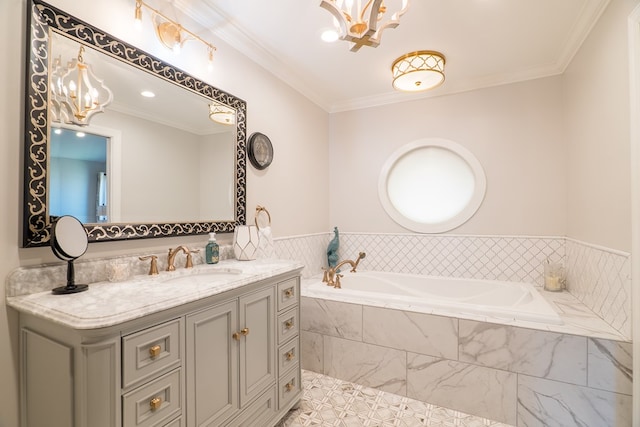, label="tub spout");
[322,251,366,288]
